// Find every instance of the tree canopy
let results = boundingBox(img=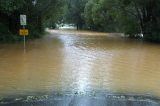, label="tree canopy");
[0,0,63,42]
[63,0,160,42]
[1,0,160,42]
